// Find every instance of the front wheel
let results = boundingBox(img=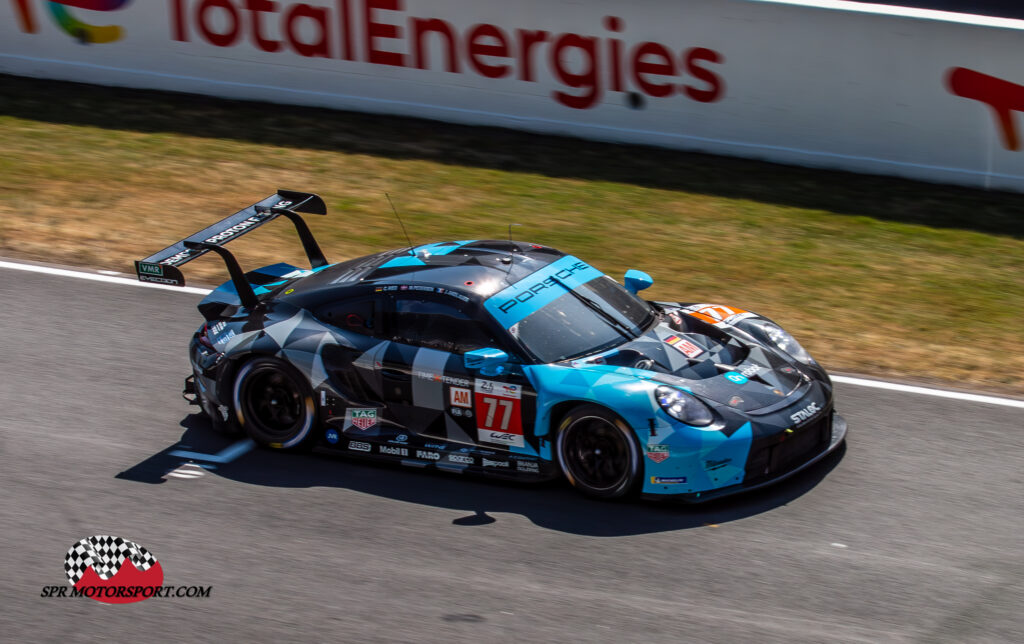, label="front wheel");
[556,405,642,499]
[232,357,316,450]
